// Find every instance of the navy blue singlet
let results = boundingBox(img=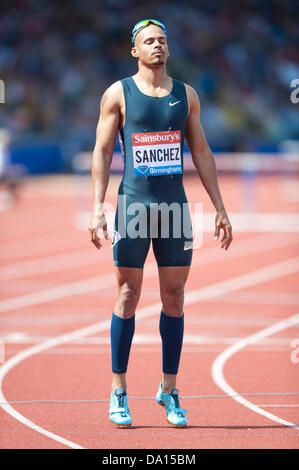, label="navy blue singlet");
[112,76,193,269]
[119,77,188,195]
